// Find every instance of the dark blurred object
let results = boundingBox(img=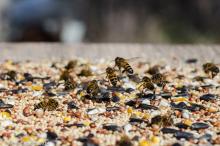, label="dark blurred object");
[7,0,87,42]
[3,0,220,43]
